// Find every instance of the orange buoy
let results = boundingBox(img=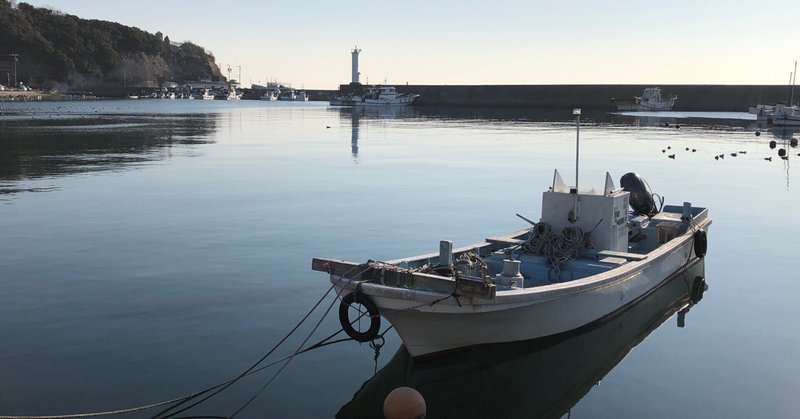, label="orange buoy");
[383,387,426,419]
